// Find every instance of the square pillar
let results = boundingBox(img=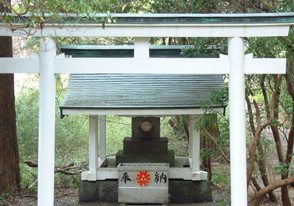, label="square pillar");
[99,115,106,166]
[88,115,98,181]
[134,37,149,58]
[188,115,200,172]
